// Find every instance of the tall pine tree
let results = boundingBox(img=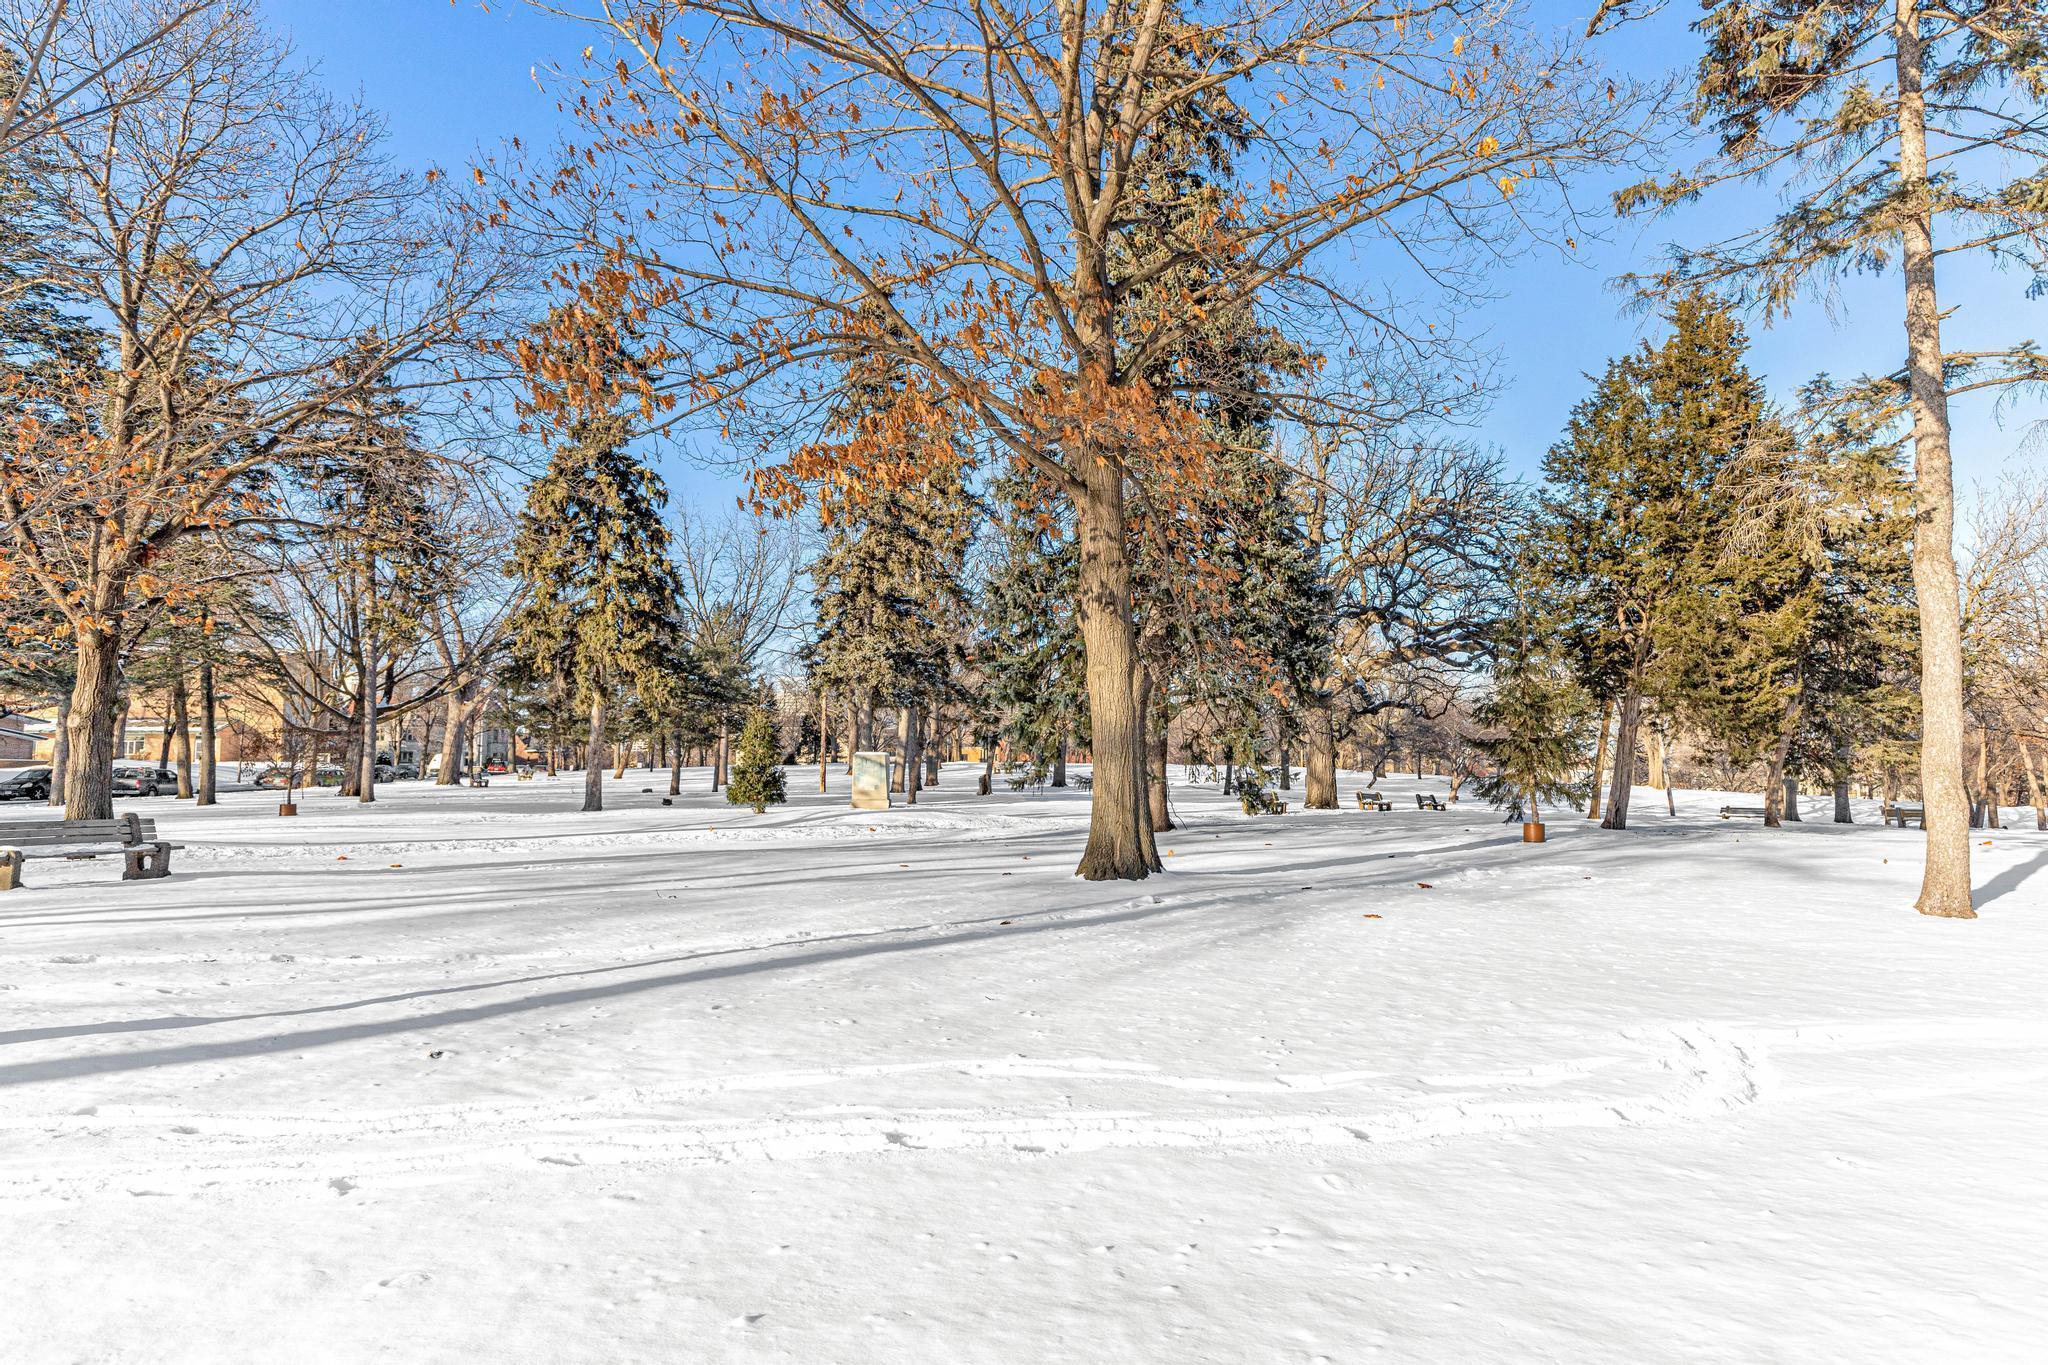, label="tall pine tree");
[1533,296,1764,829]
[508,309,681,813]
